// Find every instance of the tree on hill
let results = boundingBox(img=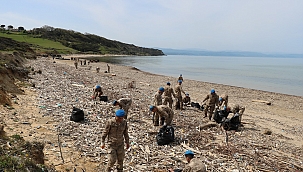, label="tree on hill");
[0,25,5,33]
[41,25,55,31]
[18,26,25,32]
[7,25,13,30]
